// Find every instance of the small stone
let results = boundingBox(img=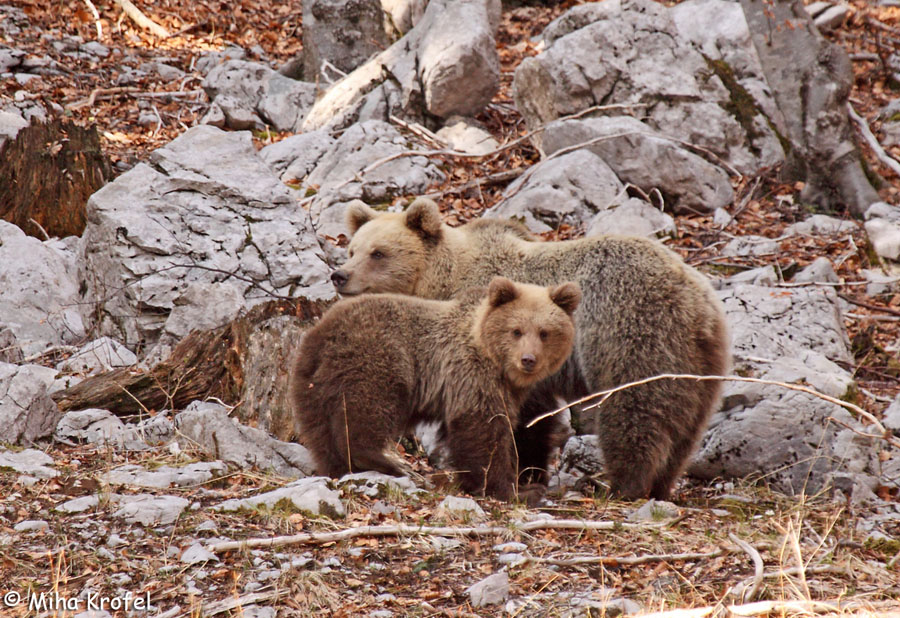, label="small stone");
[436,496,485,519]
[181,542,220,565]
[56,495,100,513]
[627,499,680,522]
[13,519,48,532]
[106,533,126,547]
[493,542,527,553]
[721,235,779,257]
[793,257,839,284]
[466,571,509,607]
[497,553,527,566]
